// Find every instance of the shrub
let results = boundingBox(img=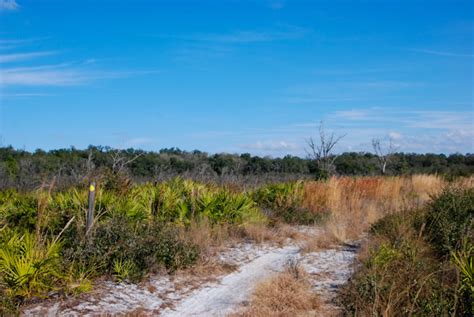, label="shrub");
[340,211,456,316]
[253,181,324,224]
[113,258,136,282]
[61,216,198,280]
[0,232,63,299]
[0,191,38,232]
[424,187,474,257]
[253,181,304,211]
[340,186,474,316]
[451,240,474,314]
